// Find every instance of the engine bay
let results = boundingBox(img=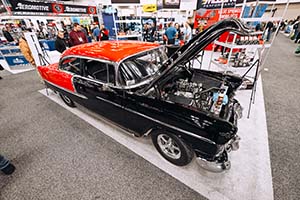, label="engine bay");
[161,77,236,120]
